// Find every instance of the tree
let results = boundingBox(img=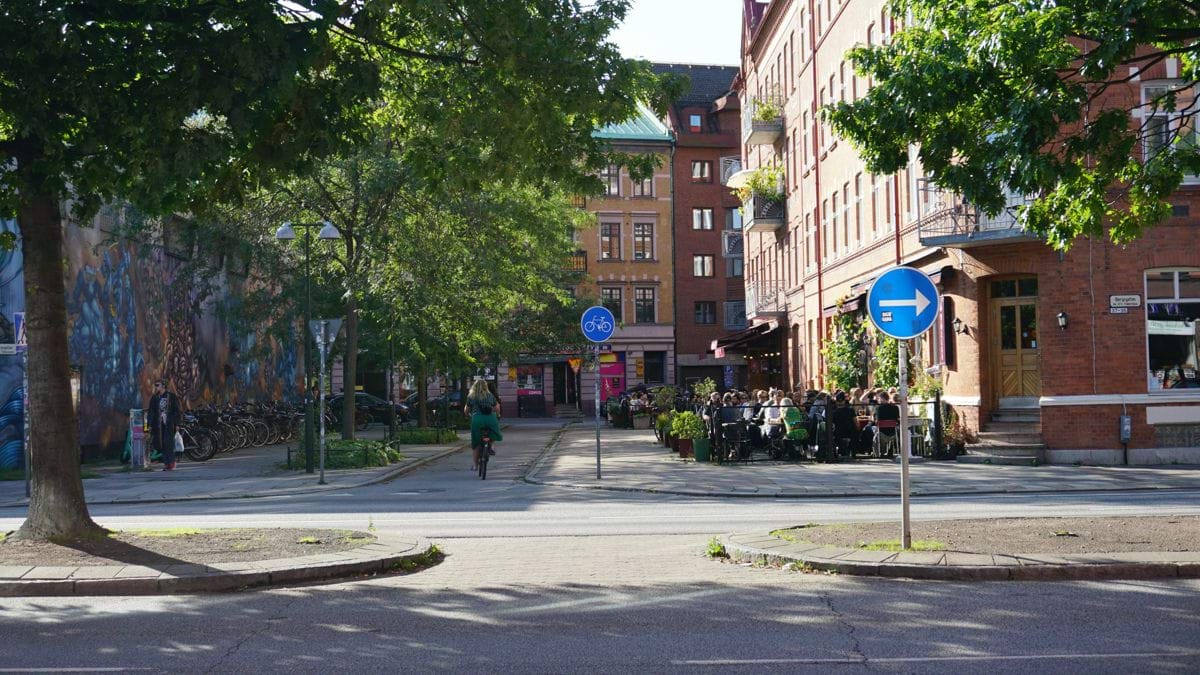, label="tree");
[0,1,674,539]
[827,0,1200,249]
[871,333,899,389]
[821,310,866,392]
